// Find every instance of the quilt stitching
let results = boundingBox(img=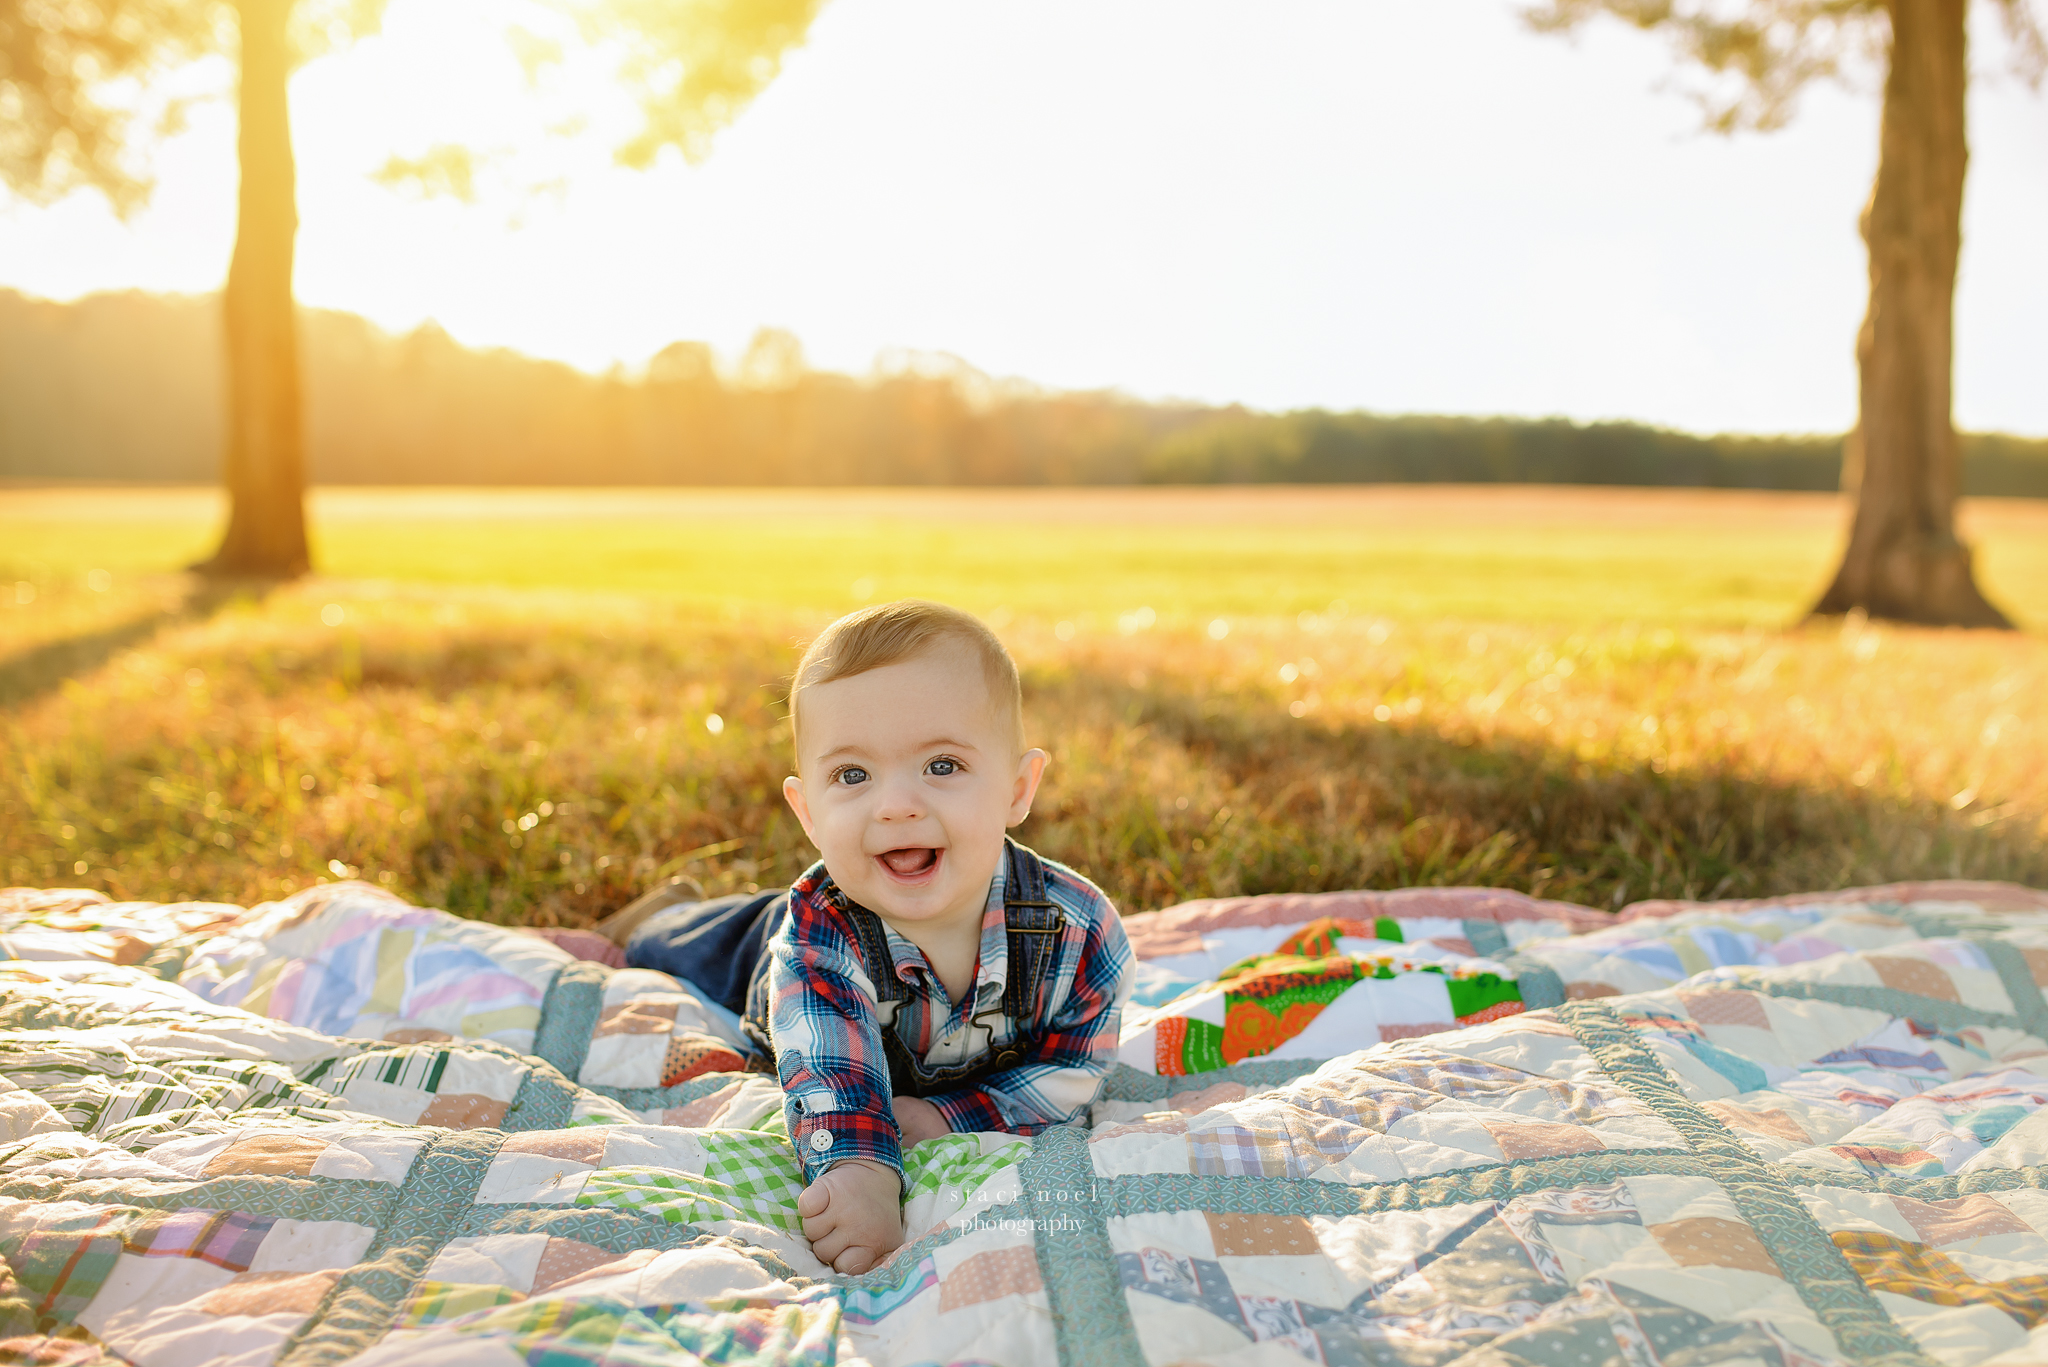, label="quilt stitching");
[1557,999,1939,1367]
[275,1126,506,1366]
[9,886,2048,1367]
